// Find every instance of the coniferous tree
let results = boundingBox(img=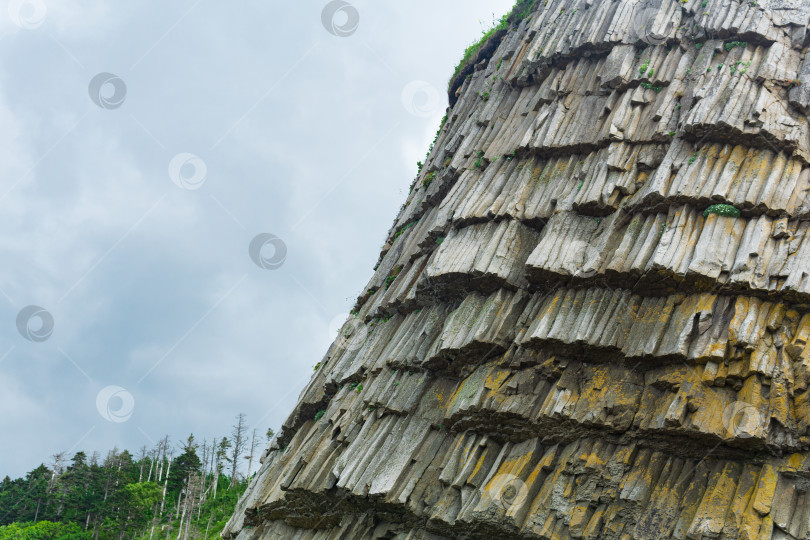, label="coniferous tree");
[1,427,253,539]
